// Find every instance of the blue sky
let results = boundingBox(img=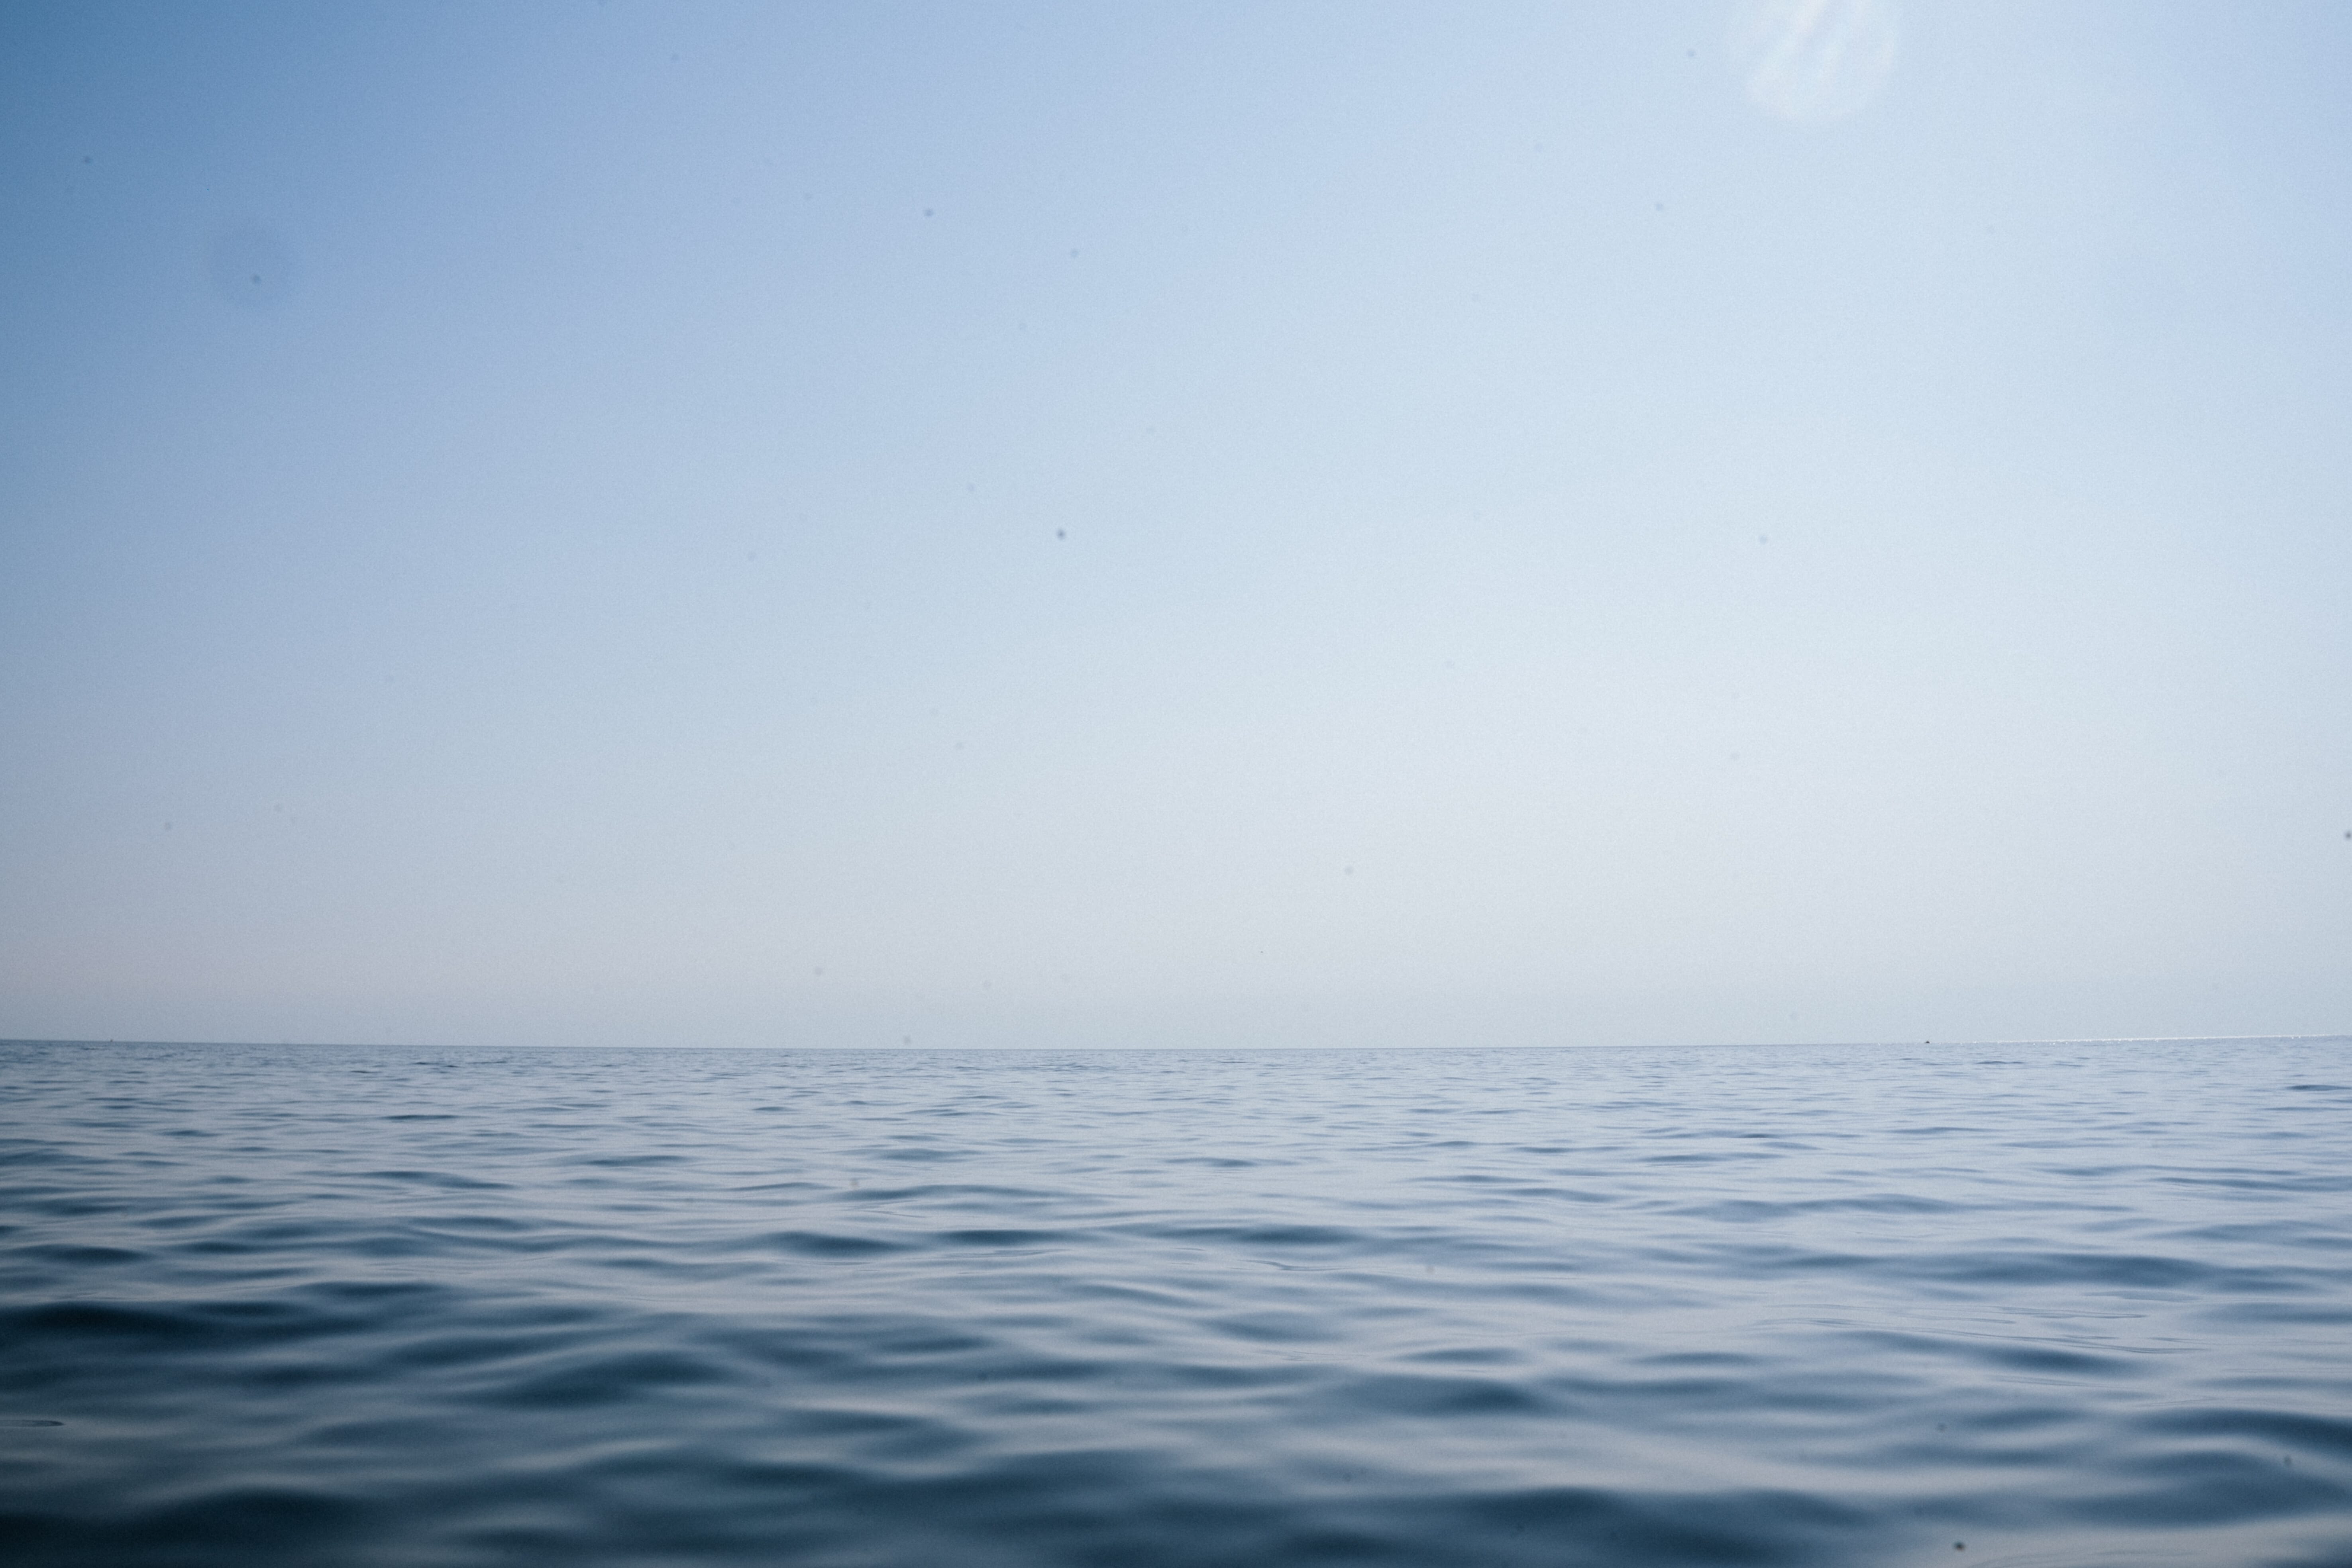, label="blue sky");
[4,1,2348,1048]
